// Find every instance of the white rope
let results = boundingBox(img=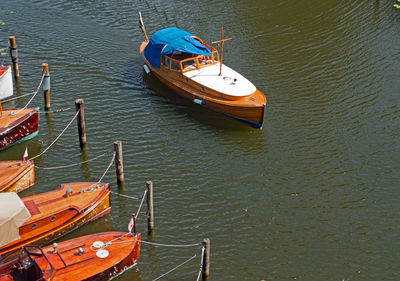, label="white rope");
[135,189,147,220]
[196,246,205,281]
[97,152,115,183]
[23,73,45,109]
[152,254,198,281]
[140,240,200,247]
[29,110,80,161]
[103,238,200,248]
[35,152,108,170]
[109,191,139,200]
[1,92,35,103]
